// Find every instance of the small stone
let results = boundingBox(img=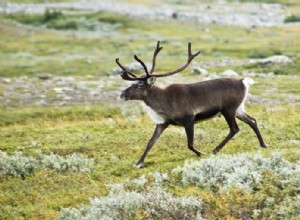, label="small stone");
[193,67,208,75]
[38,73,52,80]
[249,55,292,65]
[222,69,239,77]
